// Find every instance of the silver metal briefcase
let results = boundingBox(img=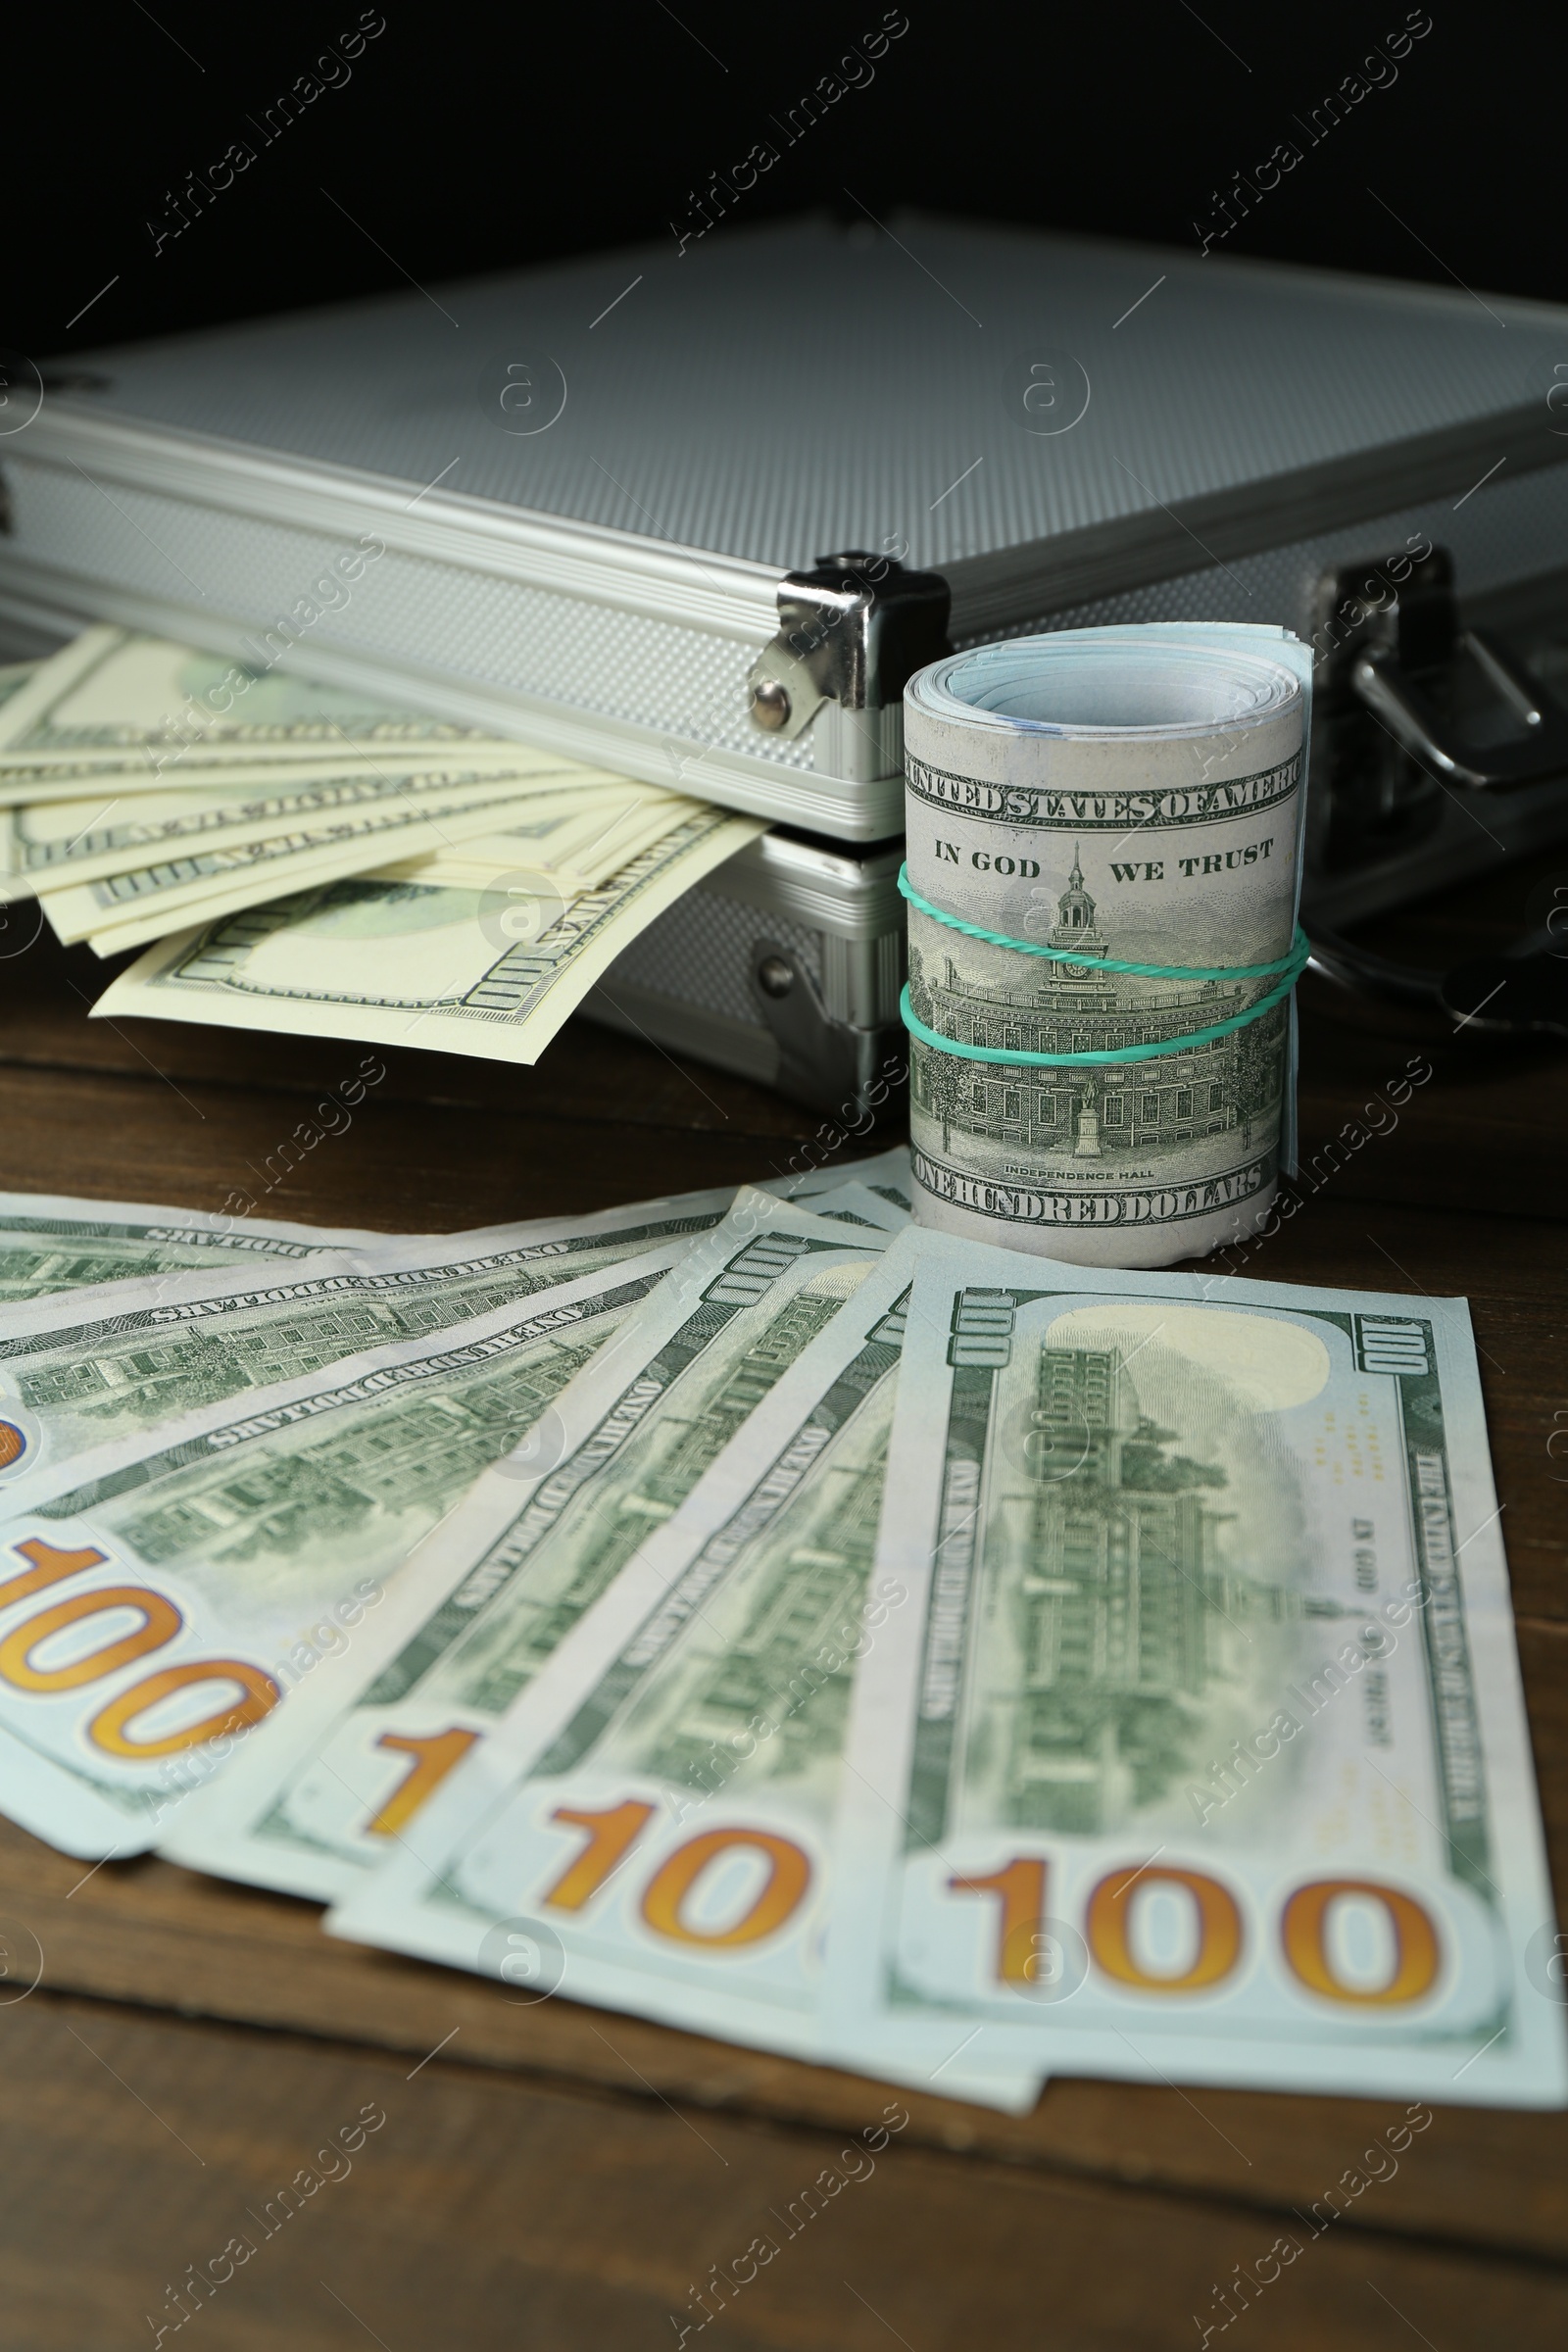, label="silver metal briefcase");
[6,214,1568,1098]
[8,213,1568,838]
